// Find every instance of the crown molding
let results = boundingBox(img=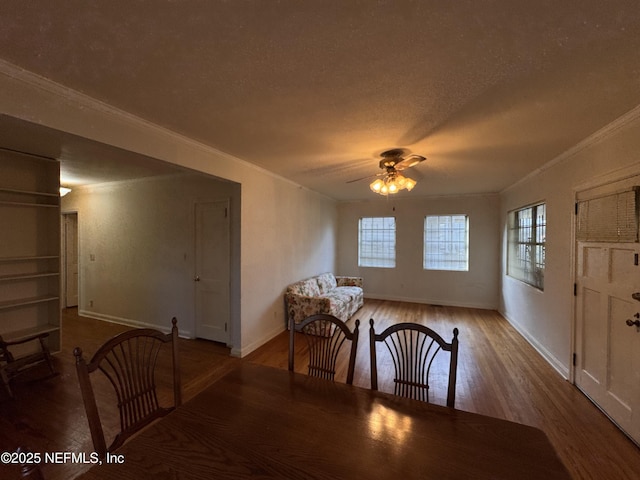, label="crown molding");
[501,102,640,194]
